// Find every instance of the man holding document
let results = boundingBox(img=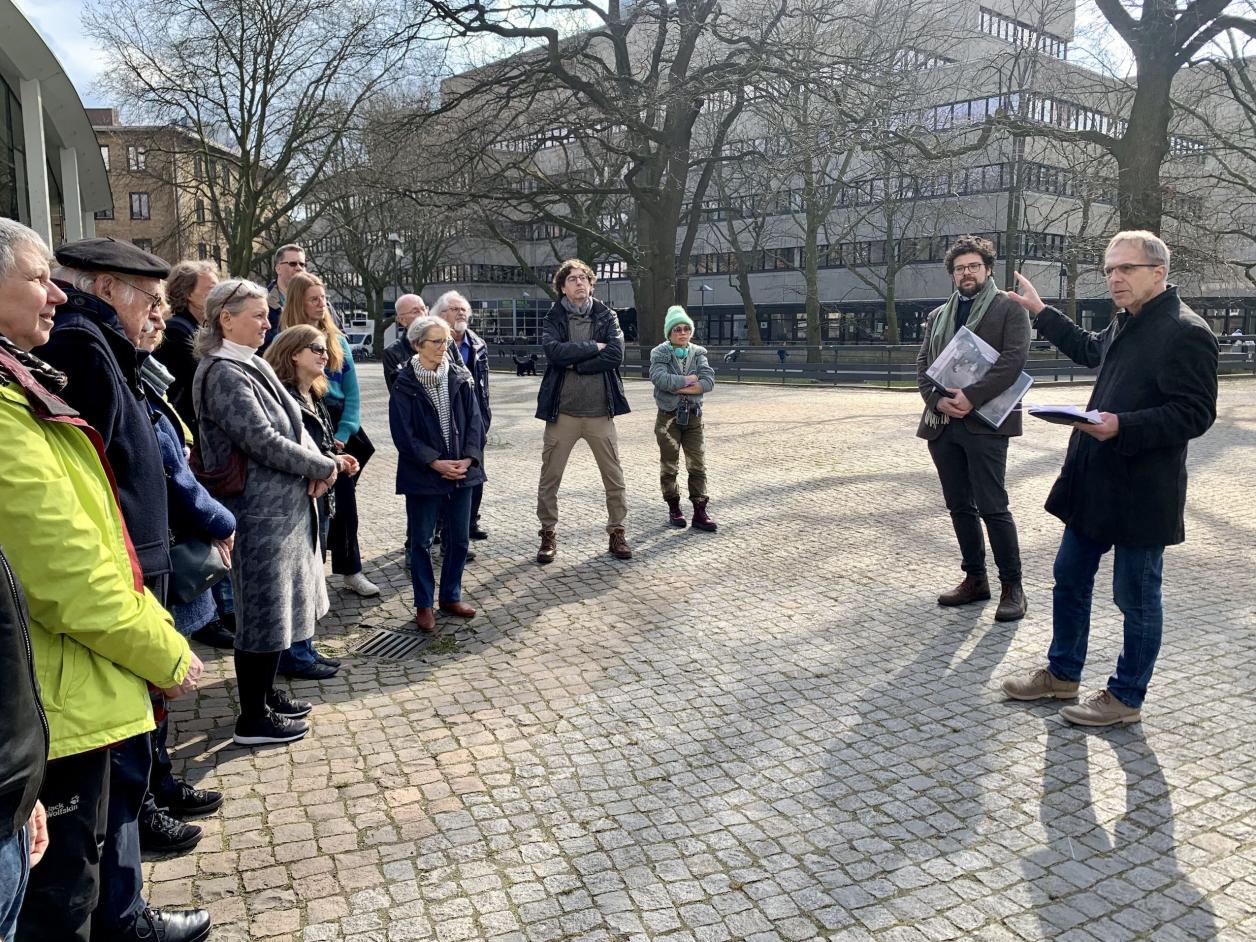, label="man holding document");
[916,236,1031,623]
[1001,230,1218,726]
